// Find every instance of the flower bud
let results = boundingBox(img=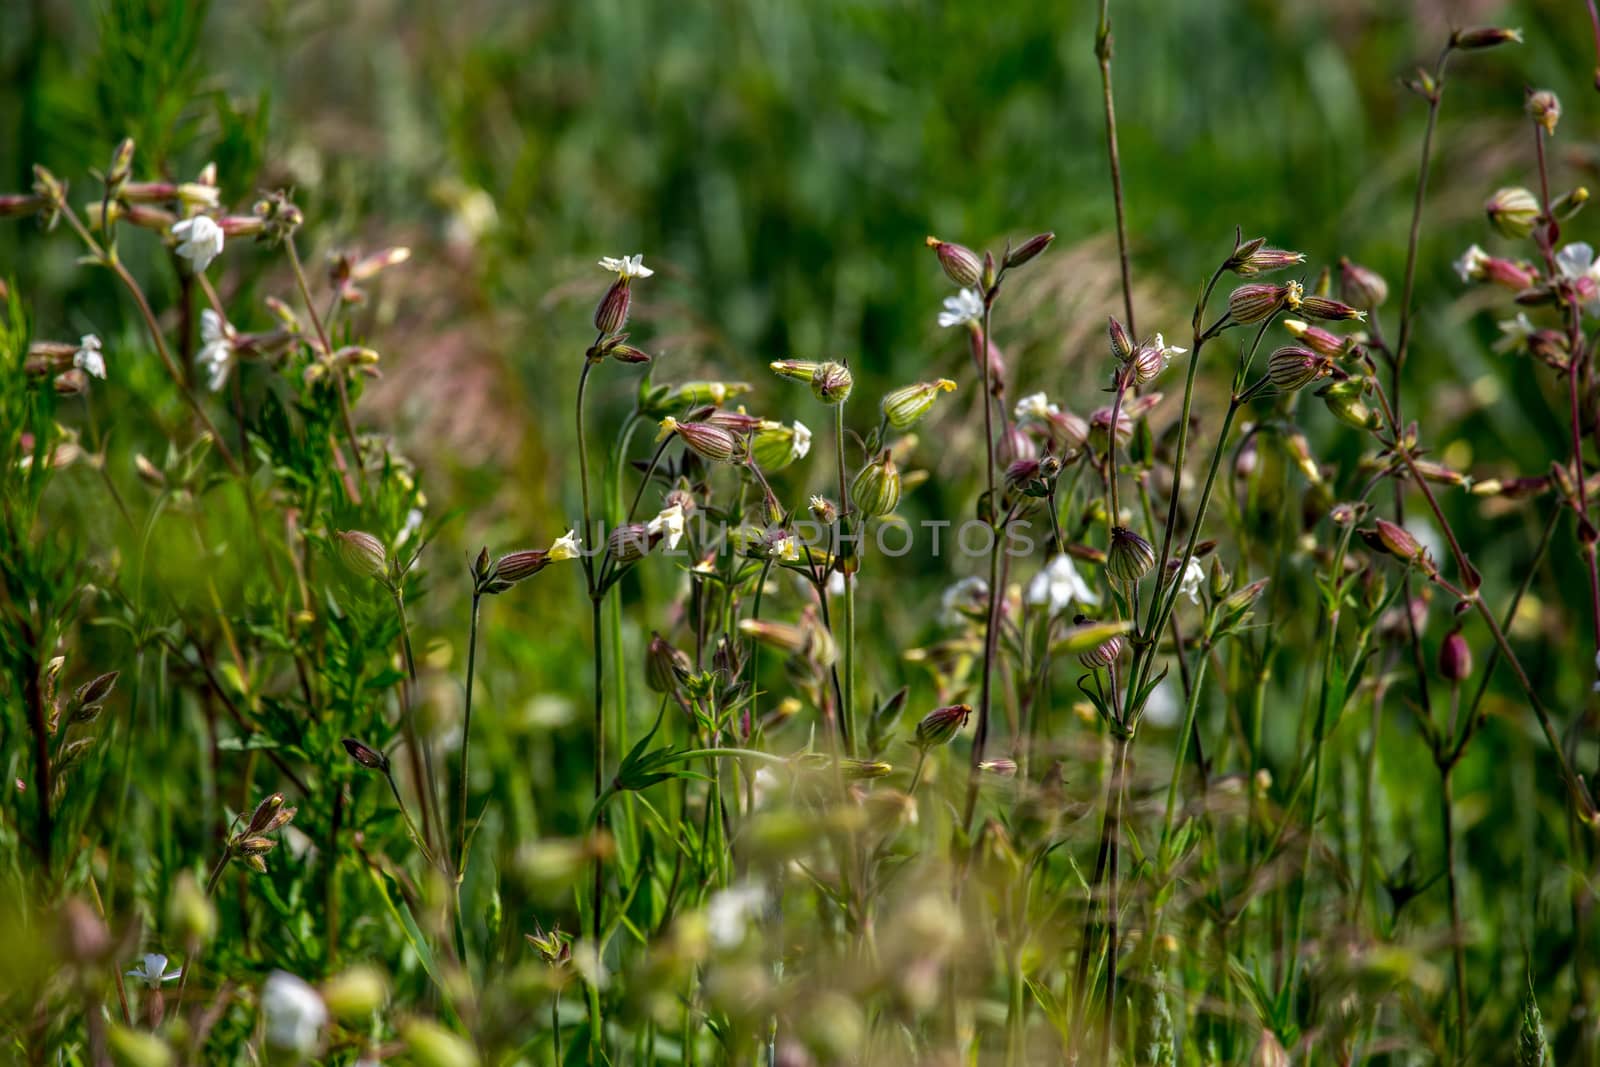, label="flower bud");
[1439,630,1473,681]
[979,758,1018,777]
[840,758,892,781]
[593,277,631,335]
[1106,526,1156,582]
[750,420,812,470]
[646,632,692,693]
[881,379,956,430]
[334,530,387,581]
[769,359,822,384]
[107,138,136,190]
[1005,231,1055,268]
[1486,187,1541,239]
[1363,518,1430,569]
[809,495,838,525]
[247,793,286,834]
[810,361,854,404]
[1267,345,1331,391]
[1337,257,1388,308]
[914,703,972,748]
[1451,25,1523,49]
[660,416,741,463]
[1298,295,1365,322]
[1107,316,1134,362]
[1251,1030,1290,1067]
[1228,282,1294,324]
[926,236,983,287]
[1527,89,1561,135]
[1229,244,1306,277]
[74,670,119,707]
[850,451,902,517]
[1281,318,1347,358]
[342,738,389,772]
